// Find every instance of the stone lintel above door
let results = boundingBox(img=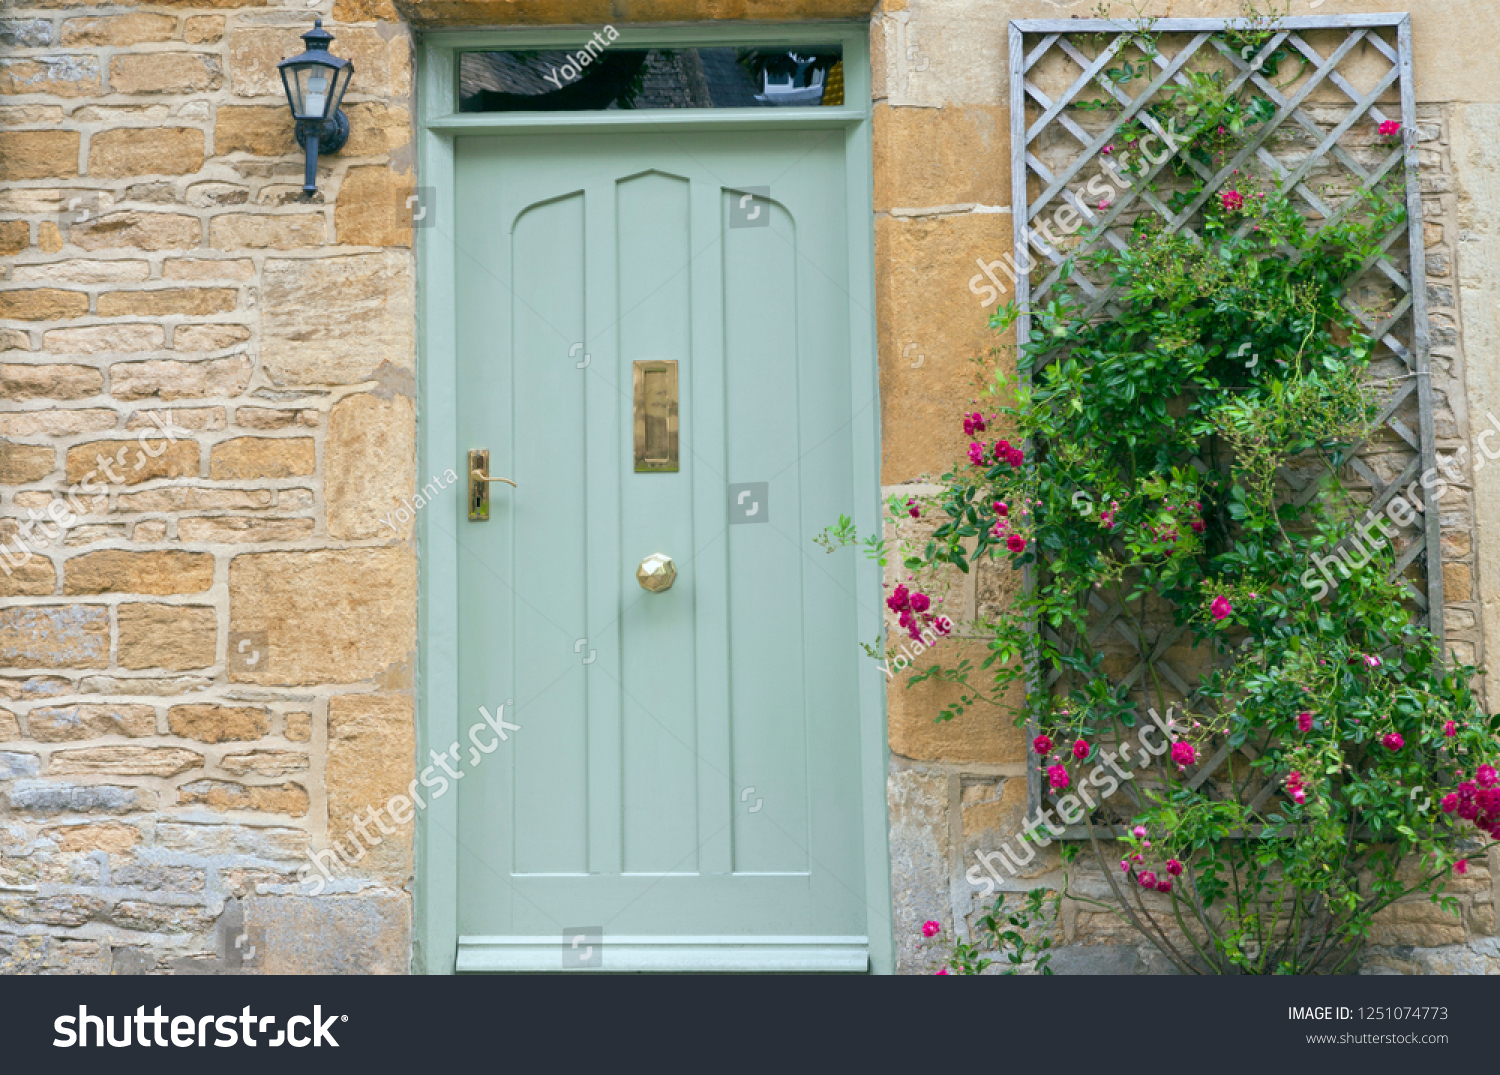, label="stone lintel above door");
[392,0,878,29]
